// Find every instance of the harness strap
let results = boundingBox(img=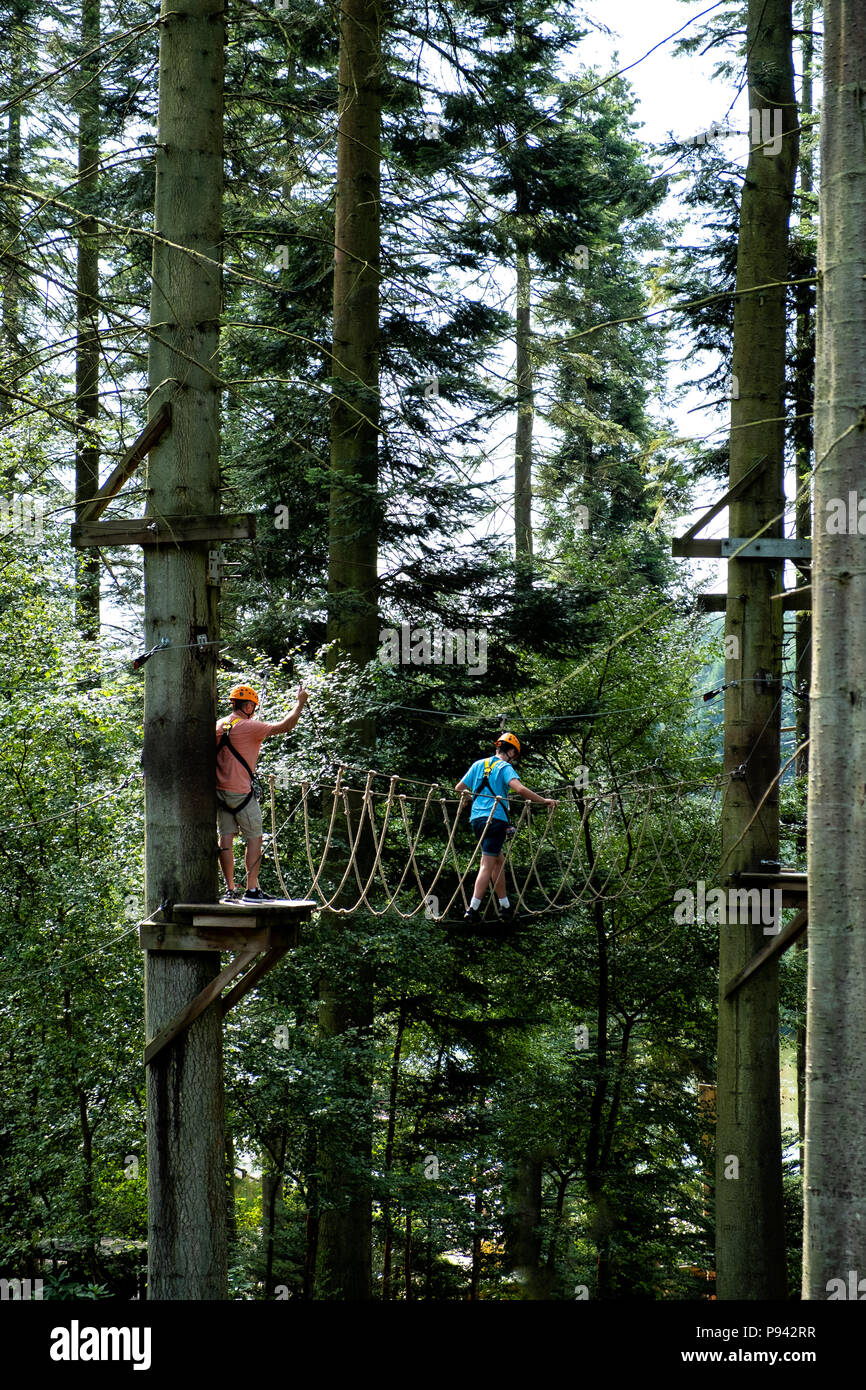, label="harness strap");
[472,758,511,822]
